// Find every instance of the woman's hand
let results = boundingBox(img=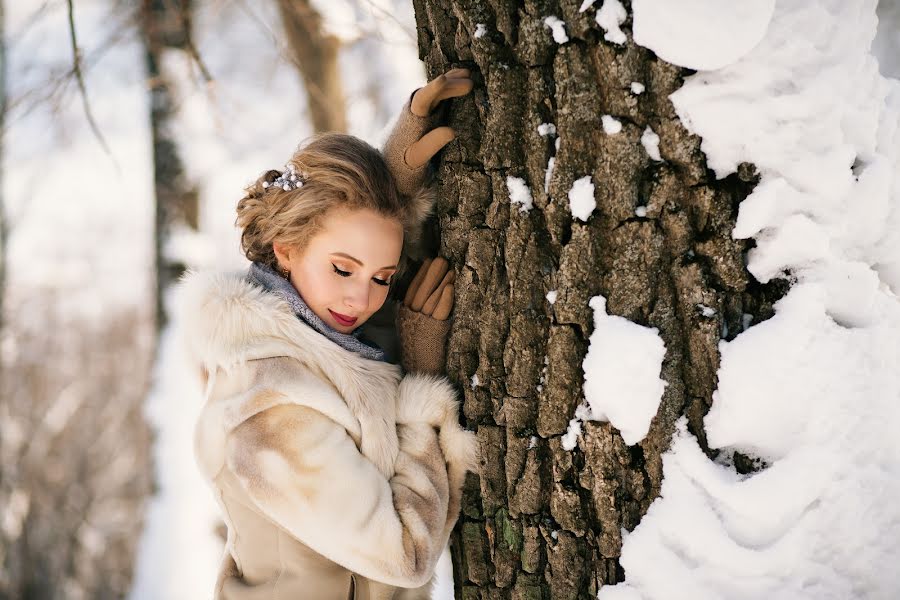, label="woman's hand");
[382,69,473,198]
[403,257,455,320]
[396,257,455,375]
[405,69,474,169]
